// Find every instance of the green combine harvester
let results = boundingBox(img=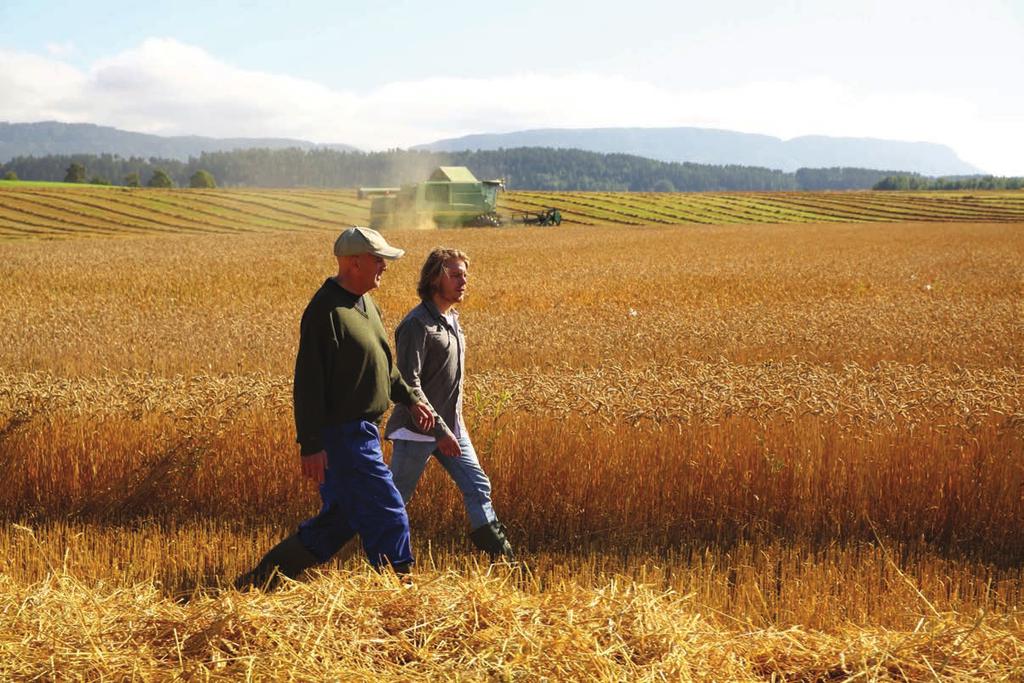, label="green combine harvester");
[361,166,561,229]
